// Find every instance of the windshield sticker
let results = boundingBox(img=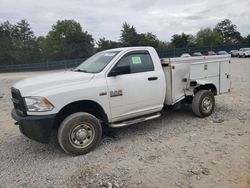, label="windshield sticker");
[132,56,142,64]
[104,53,116,57]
